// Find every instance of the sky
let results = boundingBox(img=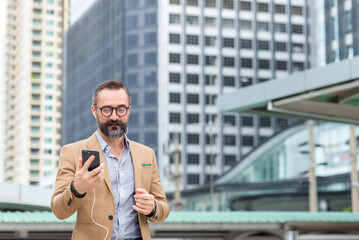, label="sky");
[0,0,7,181]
